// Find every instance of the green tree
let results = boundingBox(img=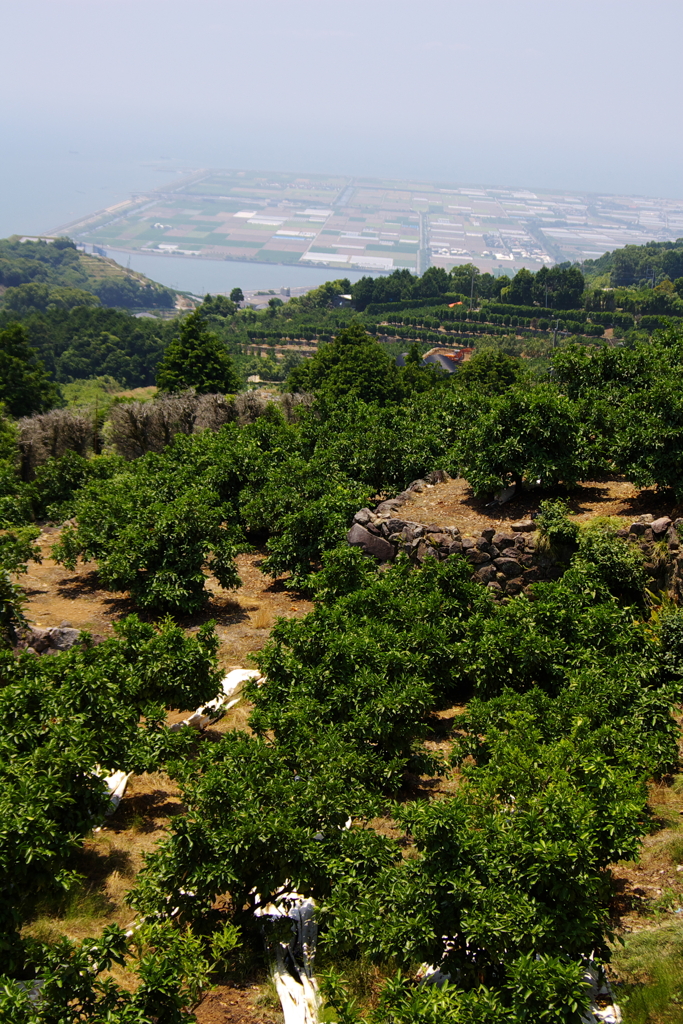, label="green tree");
[286,324,404,404]
[0,324,61,416]
[53,465,242,614]
[504,267,534,305]
[229,287,244,303]
[202,293,236,316]
[156,311,242,394]
[414,266,449,298]
[449,263,481,301]
[456,382,586,494]
[455,350,524,396]
[349,271,414,311]
[532,265,585,310]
